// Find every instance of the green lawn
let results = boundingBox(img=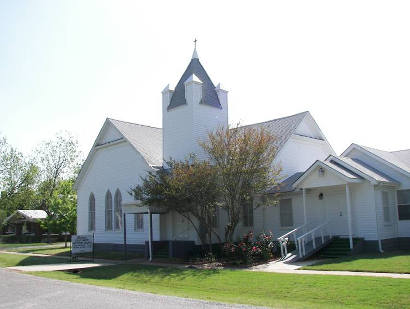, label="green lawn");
[14,246,71,256]
[12,245,143,260]
[31,263,410,309]
[0,242,62,250]
[302,251,410,274]
[0,253,68,267]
